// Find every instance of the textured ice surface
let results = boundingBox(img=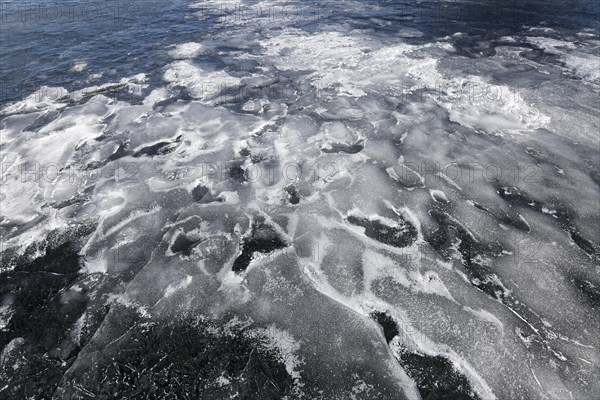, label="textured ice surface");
[1,0,599,399]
